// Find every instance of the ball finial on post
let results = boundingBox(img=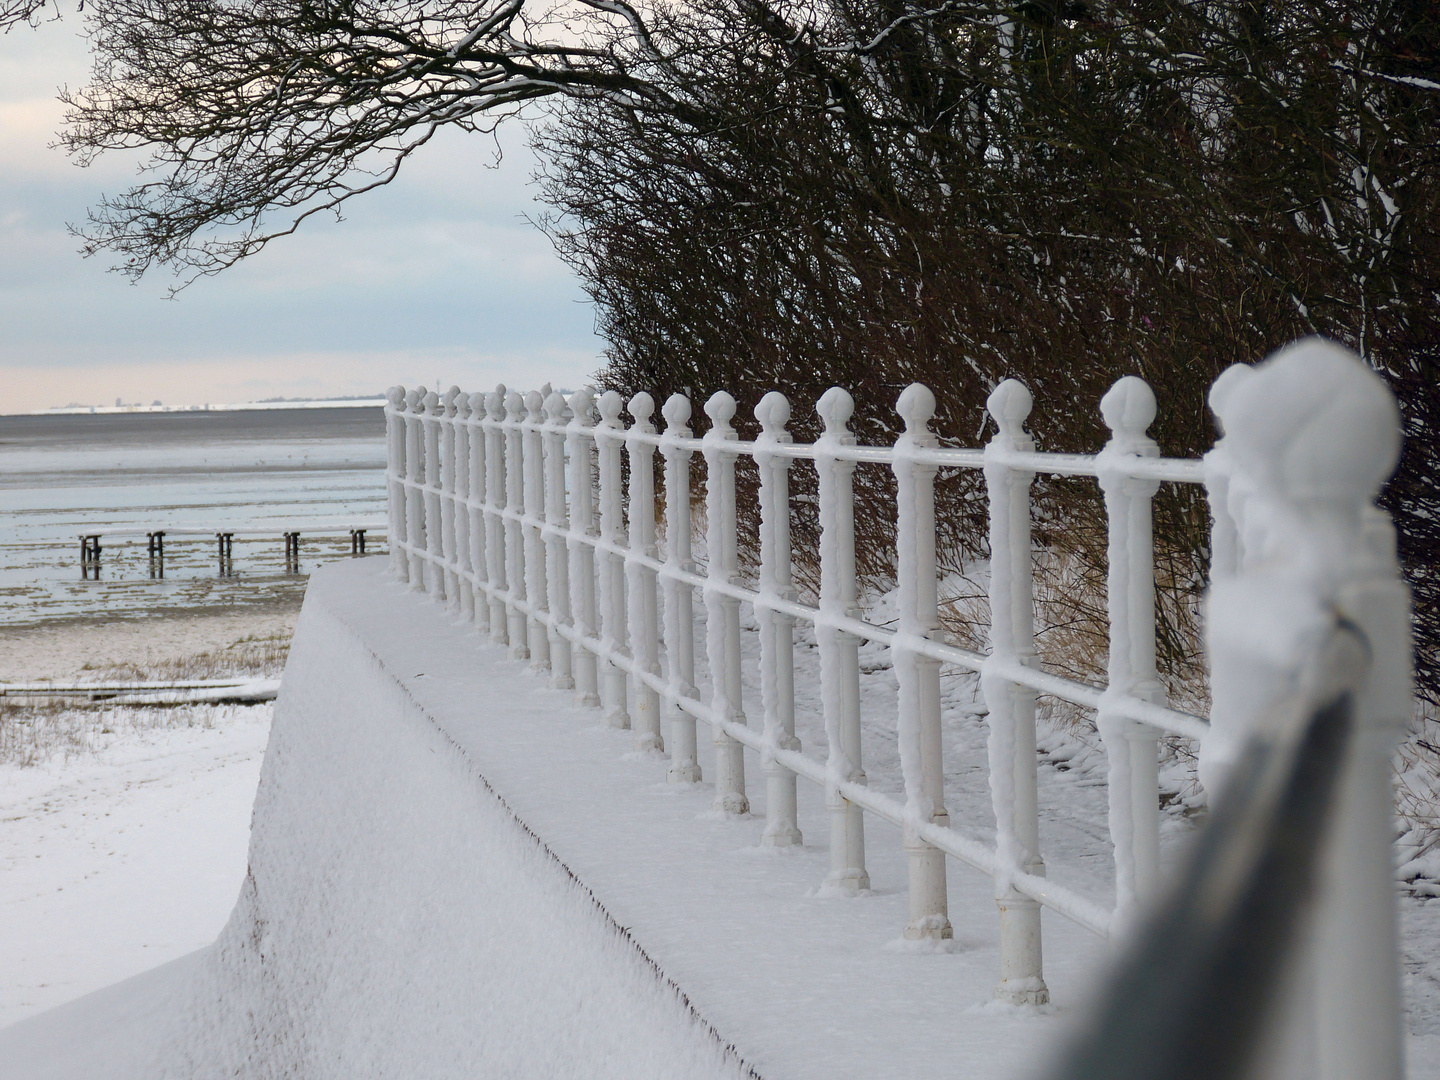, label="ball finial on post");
[704,390,737,431]
[1224,338,1400,509]
[628,391,656,426]
[544,391,567,423]
[598,390,625,426]
[816,387,854,436]
[895,383,936,436]
[986,379,1033,443]
[662,393,692,432]
[1207,364,1255,435]
[1100,376,1158,453]
[568,387,595,424]
[755,391,791,436]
